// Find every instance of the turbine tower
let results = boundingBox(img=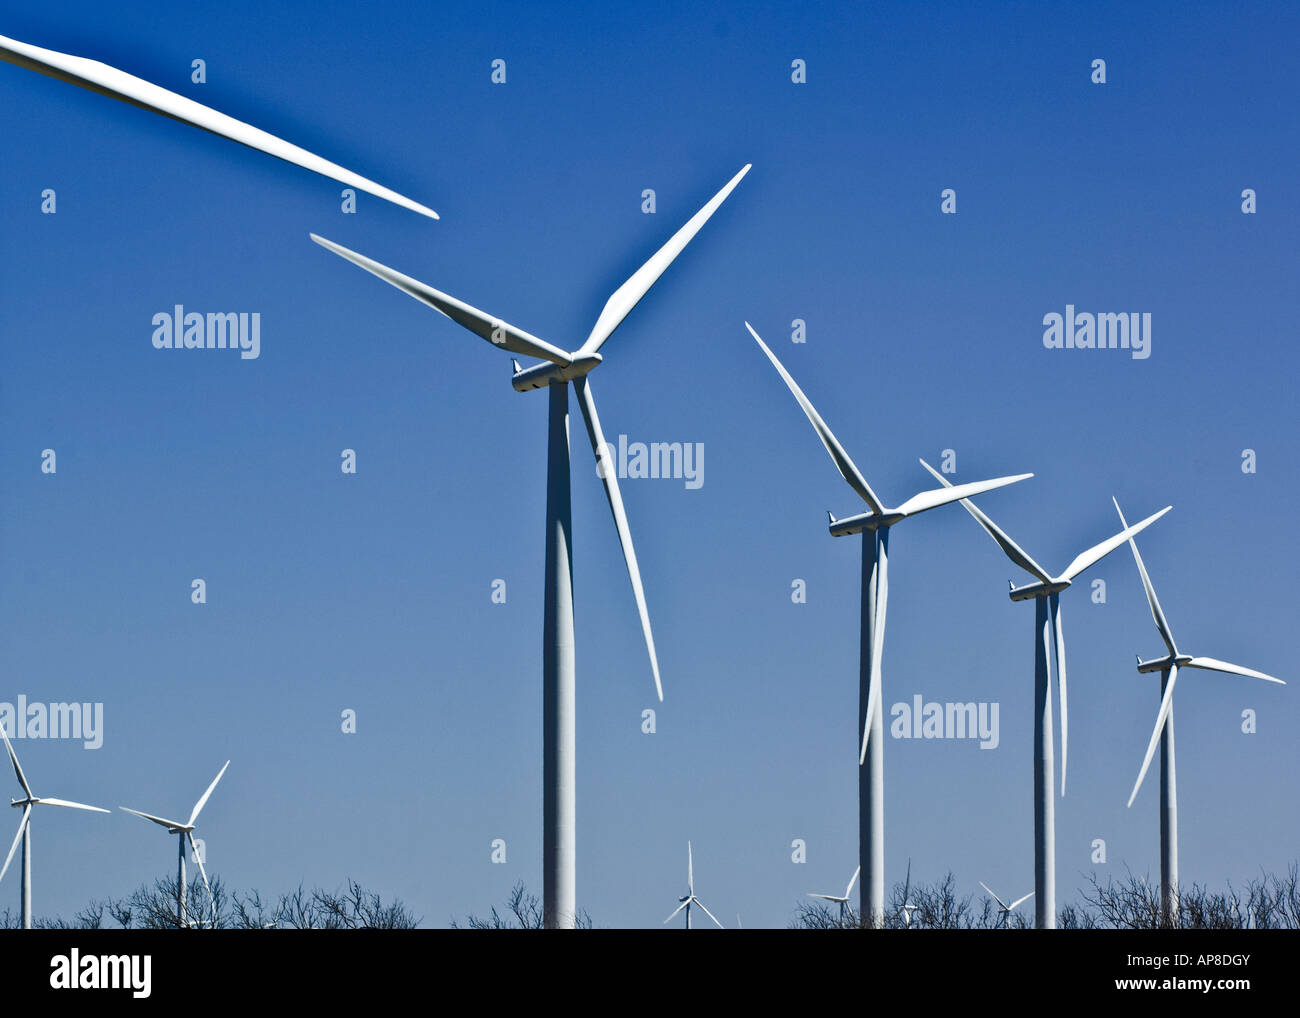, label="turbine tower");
[979,881,1033,928]
[0,724,109,929]
[122,761,230,929]
[0,32,436,218]
[312,166,749,928]
[920,459,1170,928]
[1114,498,1285,927]
[746,323,1033,926]
[663,841,723,929]
[808,865,860,927]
